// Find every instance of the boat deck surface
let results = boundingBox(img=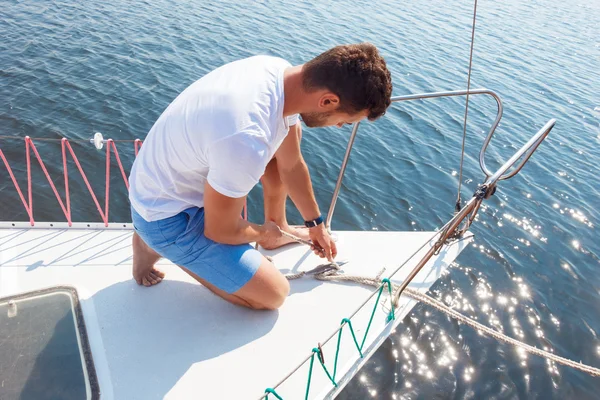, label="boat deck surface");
[0,224,472,399]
